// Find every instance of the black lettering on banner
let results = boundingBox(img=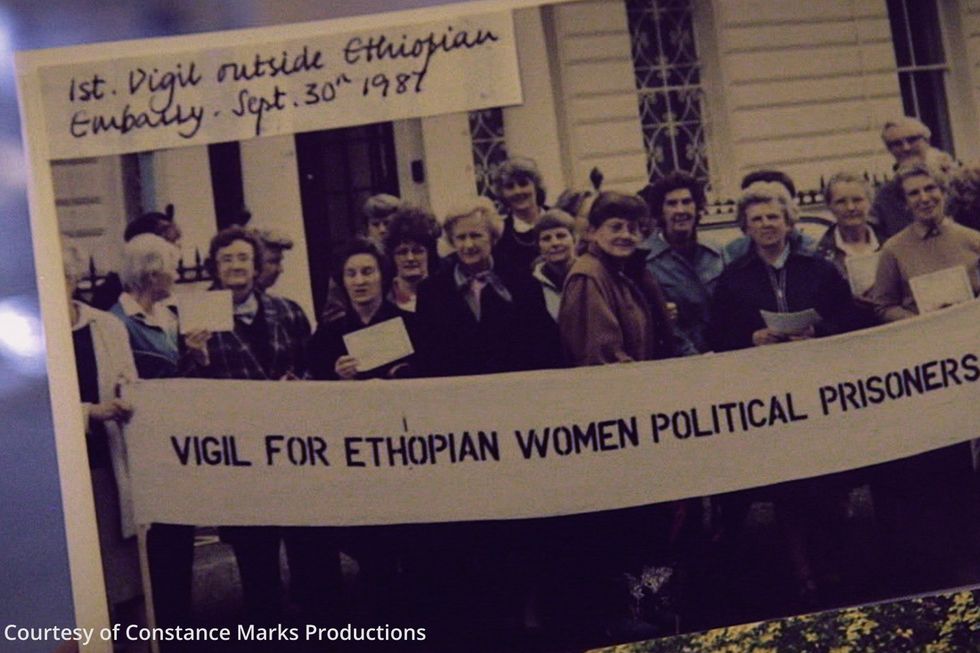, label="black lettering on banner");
[818,352,979,415]
[961,353,979,382]
[170,436,252,466]
[514,418,638,459]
